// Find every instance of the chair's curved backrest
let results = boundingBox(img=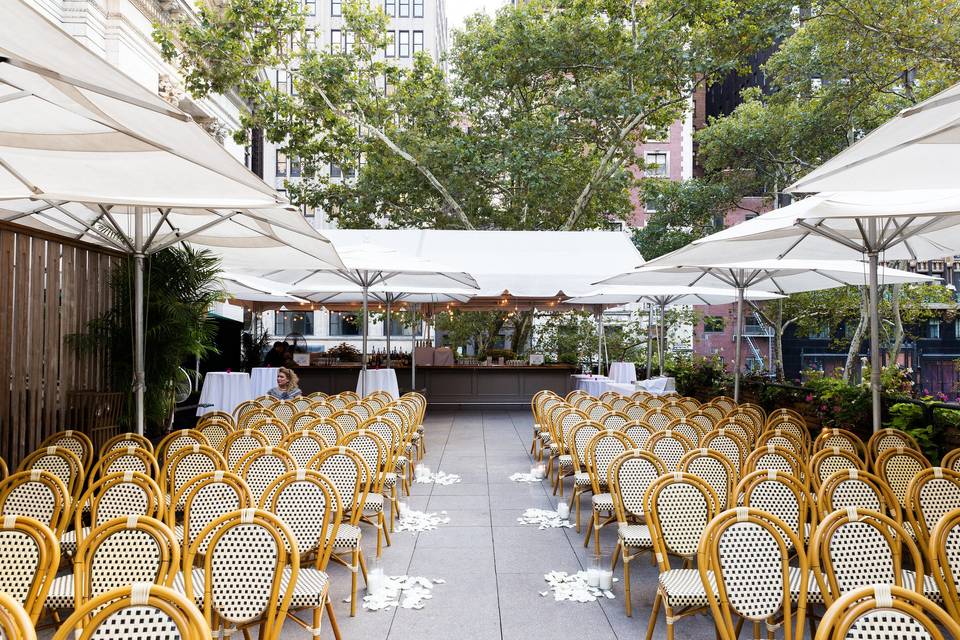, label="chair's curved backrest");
[810,508,923,606]
[875,447,930,508]
[250,418,289,447]
[647,473,721,570]
[345,402,372,421]
[813,584,960,640]
[78,471,162,538]
[329,410,363,434]
[233,400,261,419]
[237,407,276,431]
[18,446,84,504]
[809,447,867,492]
[0,470,71,535]
[274,400,301,424]
[262,469,342,571]
[556,408,590,451]
[756,428,807,459]
[308,418,343,447]
[568,421,603,475]
[714,417,755,450]
[687,409,718,435]
[39,430,93,472]
[868,428,922,464]
[311,402,335,419]
[74,516,179,607]
[765,415,811,451]
[160,445,227,516]
[609,450,665,521]
[307,447,371,525]
[92,447,159,482]
[929,506,960,619]
[598,411,630,432]
[701,507,807,640]
[338,430,390,493]
[665,417,704,447]
[942,448,960,474]
[701,428,749,477]
[235,447,298,505]
[641,407,674,432]
[279,430,328,467]
[0,515,59,623]
[906,466,960,547]
[221,429,271,470]
[157,429,209,462]
[197,421,233,451]
[679,448,736,509]
[184,509,297,640]
[289,411,321,433]
[623,402,648,421]
[52,584,207,640]
[698,403,726,422]
[661,401,687,420]
[619,421,653,448]
[813,428,866,460]
[735,470,809,547]
[178,471,253,556]
[644,429,695,472]
[816,468,900,524]
[585,430,636,495]
[0,591,36,640]
[744,444,804,479]
[710,396,736,413]
[100,432,154,458]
